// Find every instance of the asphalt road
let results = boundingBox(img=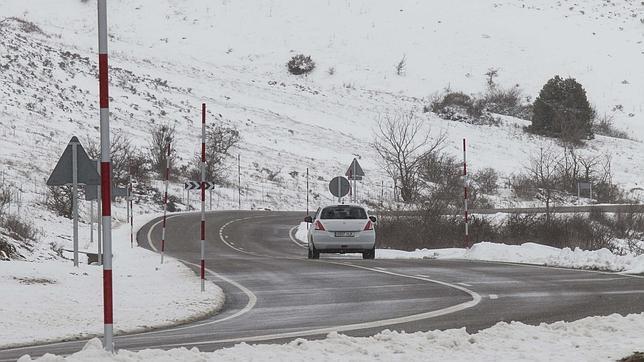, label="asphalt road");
[2,210,644,360]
